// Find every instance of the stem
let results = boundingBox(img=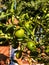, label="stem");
[0,13,11,19]
[0,35,13,40]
